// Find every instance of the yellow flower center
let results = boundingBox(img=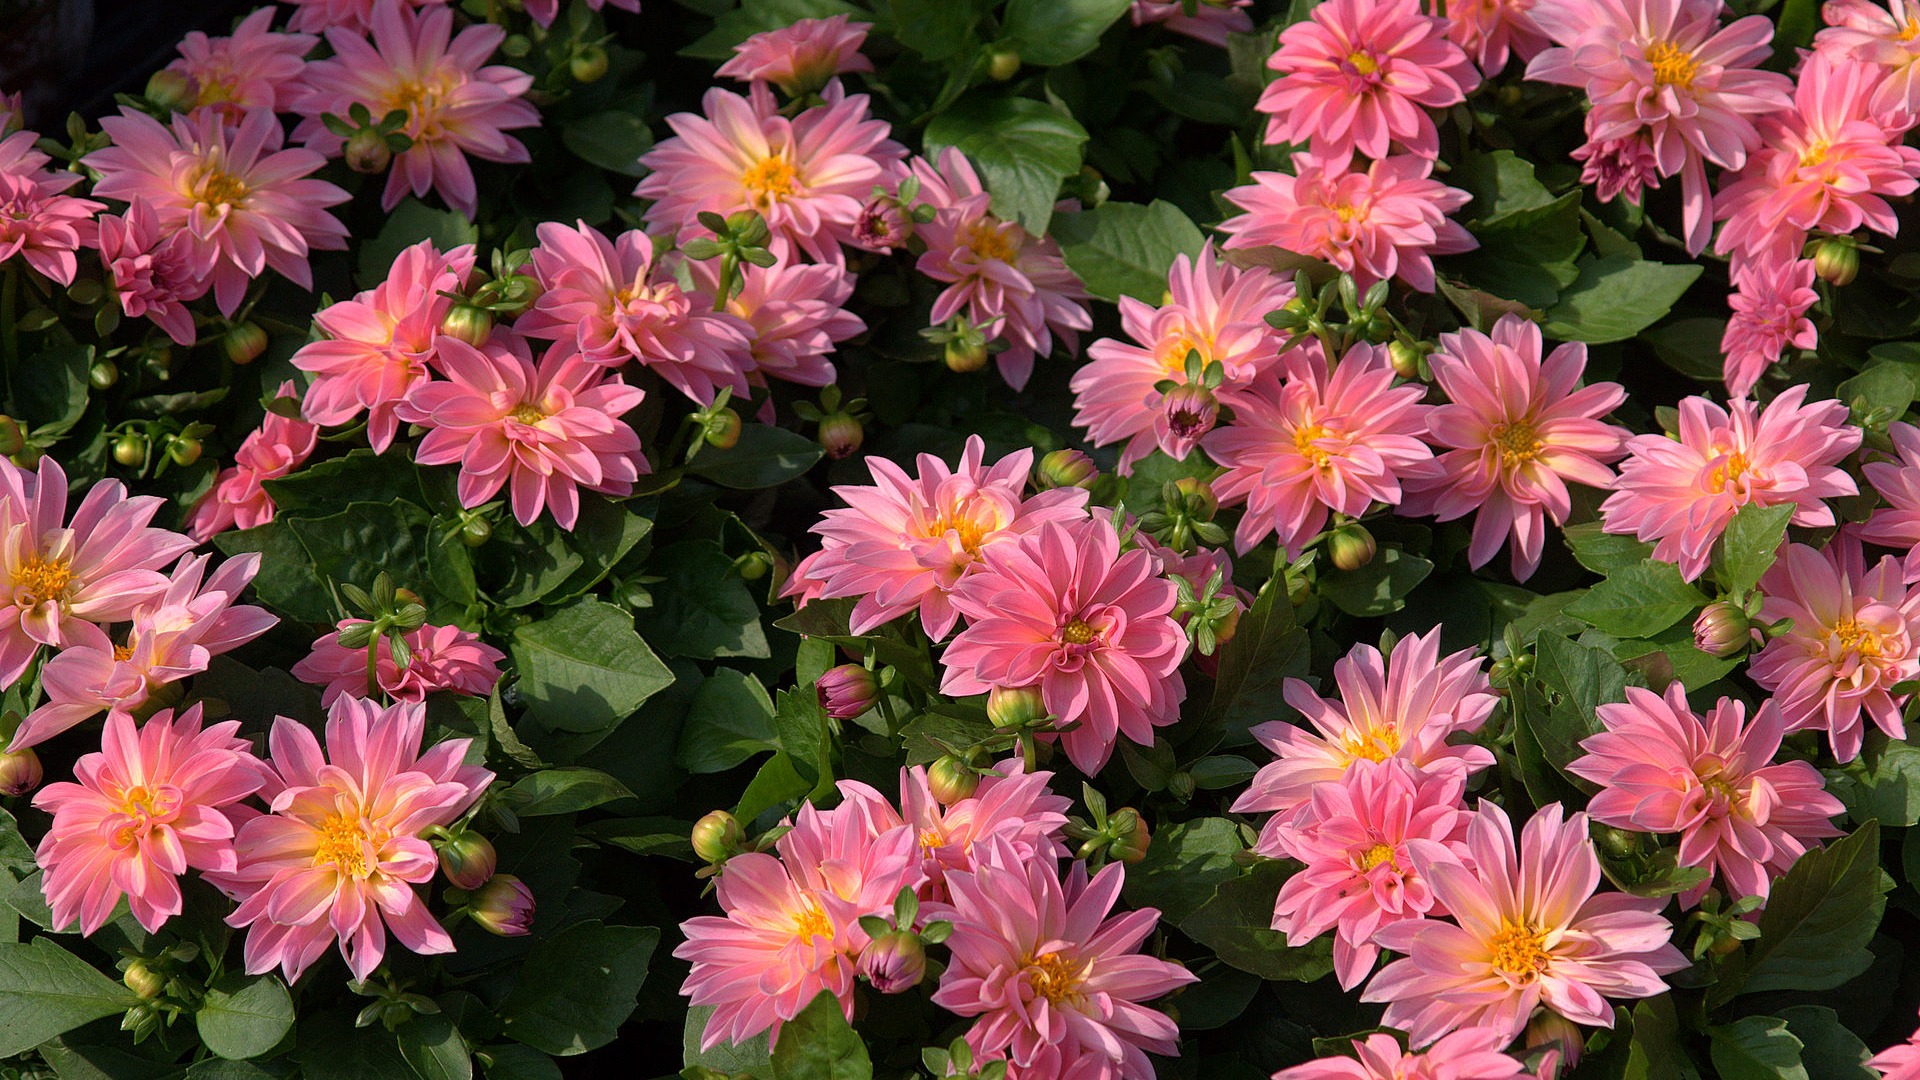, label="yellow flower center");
[1332,203,1362,222]
[1341,724,1403,764]
[314,813,372,879]
[1024,950,1088,1004]
[113,644,136,662]
[196,167,249,210]
[1901,19,1920,41]
[1358,843,1397,871]
[1062,618,1098,646]
[195,77,240,107]
[510,403,547,426]
[380,77,452,138]
[1488,919,1551,981]
[1293,422,1336,469]
[1706,451,1751,494]
[1161,331,1211,374]
[1491,420,1542,467]
[1645,40,1699,89]
[1832,616,1883,658]
[965,219,1021,264]
[918,827,947,852]
[1346,51,1380,77]
[16,555,73,606]
[791,900,833,942]
[1799,140,1832,169]
[742,153,799,205]
[120,785,159,820]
